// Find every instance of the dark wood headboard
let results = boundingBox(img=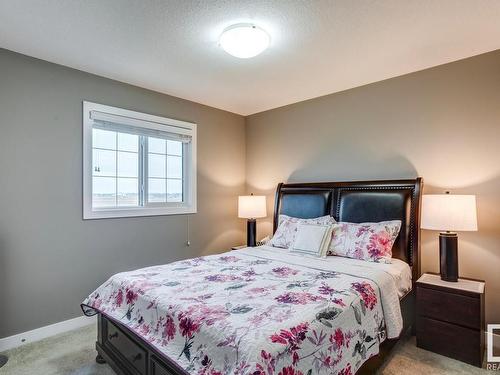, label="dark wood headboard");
[273,178,423,282]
